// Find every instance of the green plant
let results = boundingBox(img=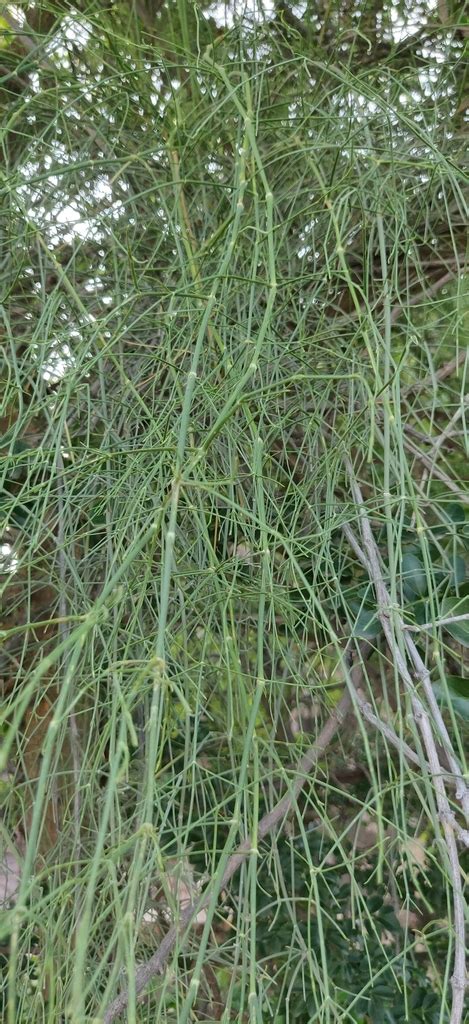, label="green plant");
[0,3,467,1023]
